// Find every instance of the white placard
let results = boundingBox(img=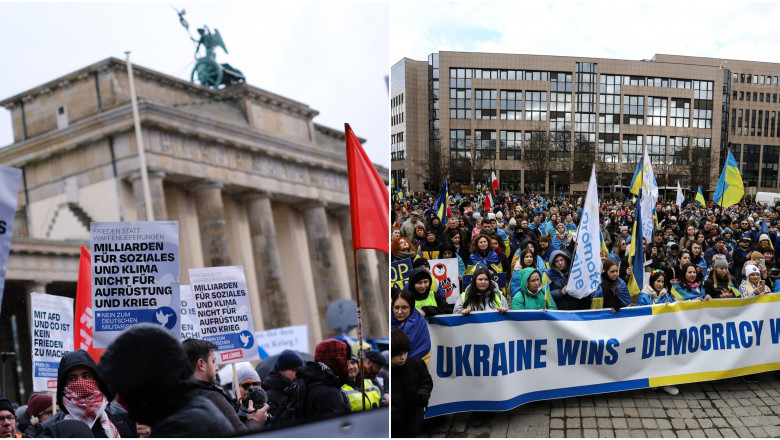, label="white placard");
[30,292,74,392]
[255,324,309,359]
[429,258,460,304]
[91,221,181,348]
[179,285,202,340]
[189,265,259,363]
